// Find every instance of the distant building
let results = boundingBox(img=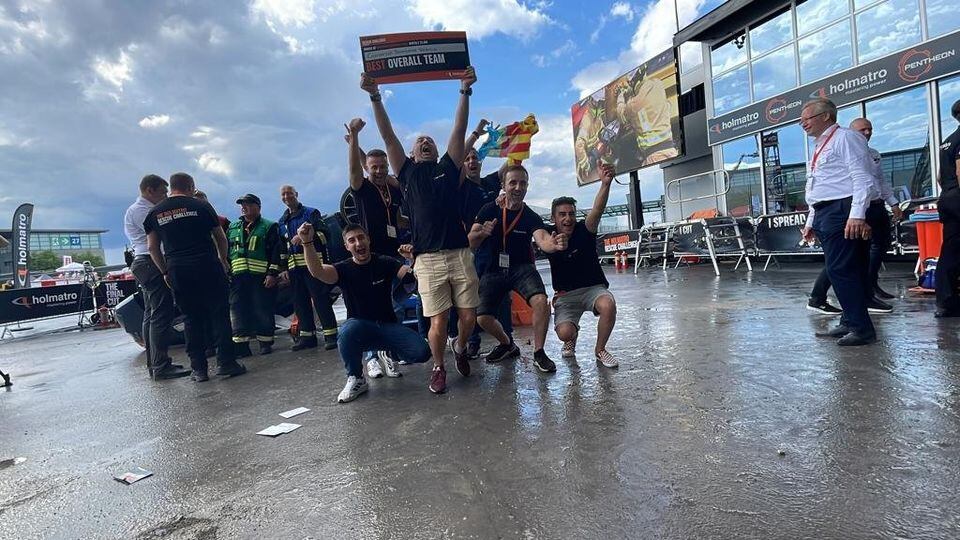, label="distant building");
[0,228,107,277]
